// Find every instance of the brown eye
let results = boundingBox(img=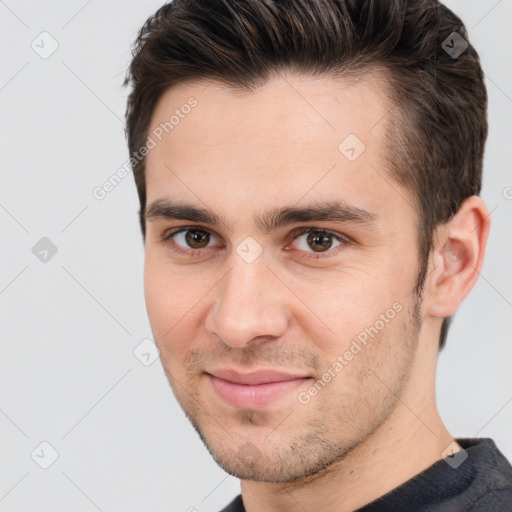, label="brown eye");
[184,229,210,248]
[306,231,333,252]
[290,228,347,257]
